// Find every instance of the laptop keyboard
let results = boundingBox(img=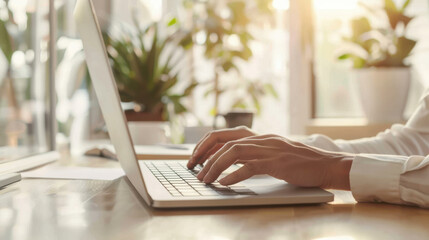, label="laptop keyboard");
[145,161,257,197]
